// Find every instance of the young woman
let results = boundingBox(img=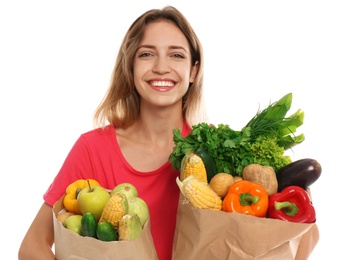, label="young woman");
[18,6,206,260]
